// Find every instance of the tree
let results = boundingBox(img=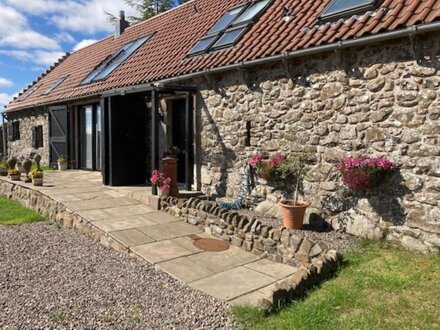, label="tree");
[108,0,189,23]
